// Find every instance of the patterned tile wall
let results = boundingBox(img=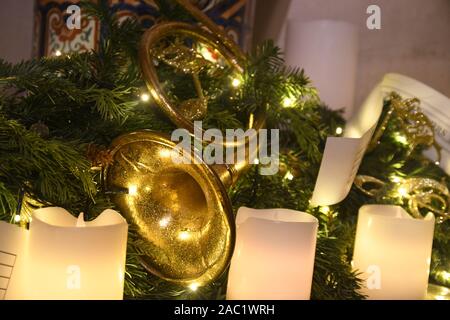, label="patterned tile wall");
[35,0,254,57]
